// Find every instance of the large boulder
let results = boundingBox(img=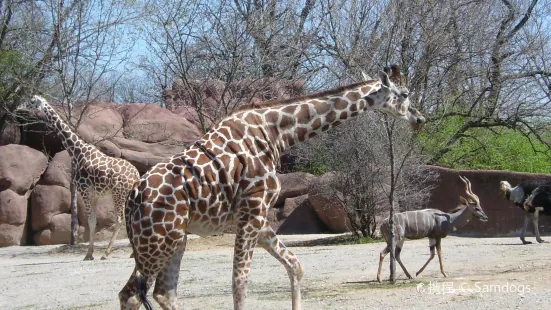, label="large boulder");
[0,189,28,246]
[269,194,308,231]
[276,198,329,234]
[275,172,316,207]
[0,144,48,195]
[0,145,48,246]
[308,194,351,233]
